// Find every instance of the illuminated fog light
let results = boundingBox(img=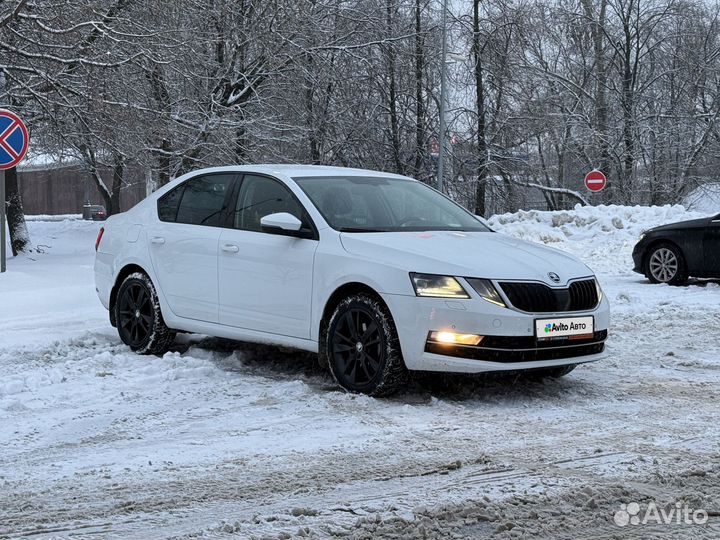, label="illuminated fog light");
[429,331,484,346]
